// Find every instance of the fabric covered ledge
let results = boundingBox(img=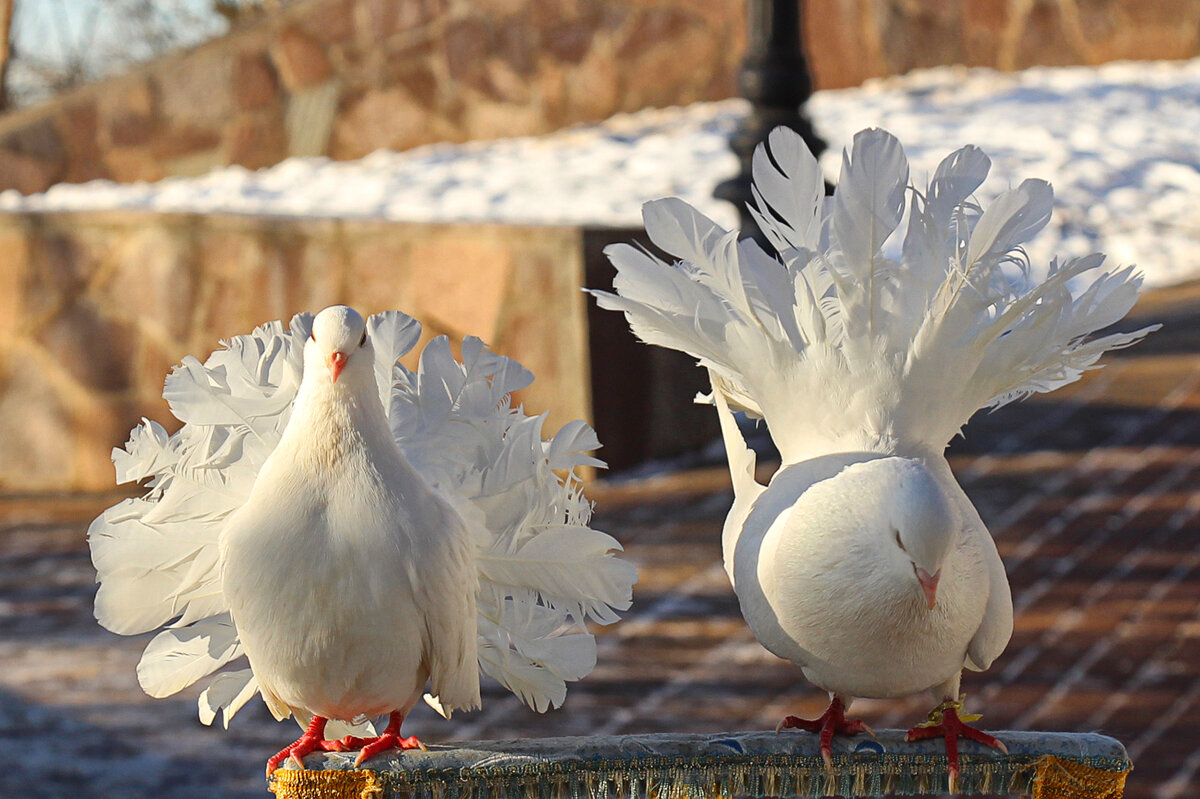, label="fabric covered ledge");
[268,729,1131,799]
